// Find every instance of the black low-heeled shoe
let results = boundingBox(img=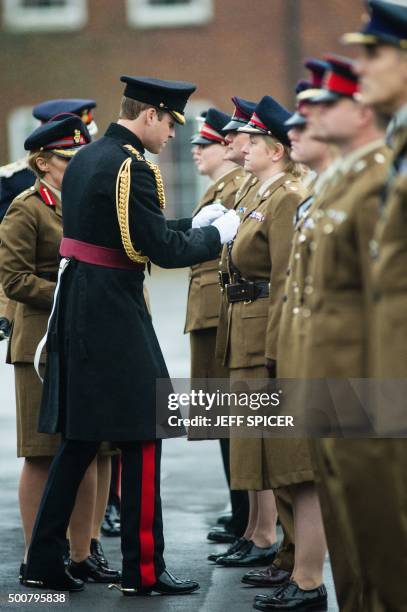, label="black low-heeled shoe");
[207,525,237,544]
[90,538,109,569]
[208,537,249,562]
[69,556,121,583]
[253,580,328,610]
[242,563,291,587]
[23,568,84,592]
[218,541,279,567]
[109,569,200,596]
